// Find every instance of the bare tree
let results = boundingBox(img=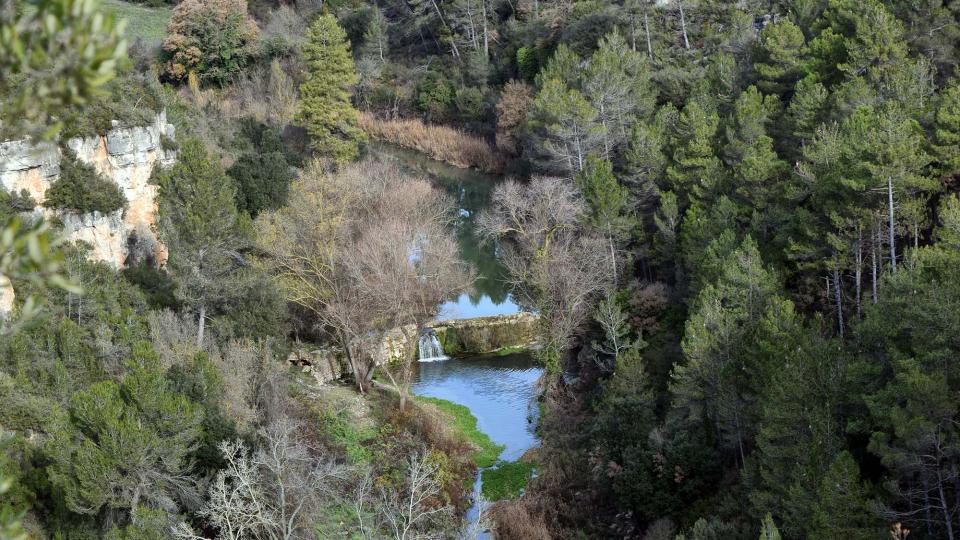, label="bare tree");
[258,158,473,398]
[344,178,473,411]
[478,177,612,371]
[174,417,349,540]
[377,452,453,540]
